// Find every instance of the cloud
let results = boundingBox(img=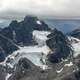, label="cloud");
[0,0,80,19]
